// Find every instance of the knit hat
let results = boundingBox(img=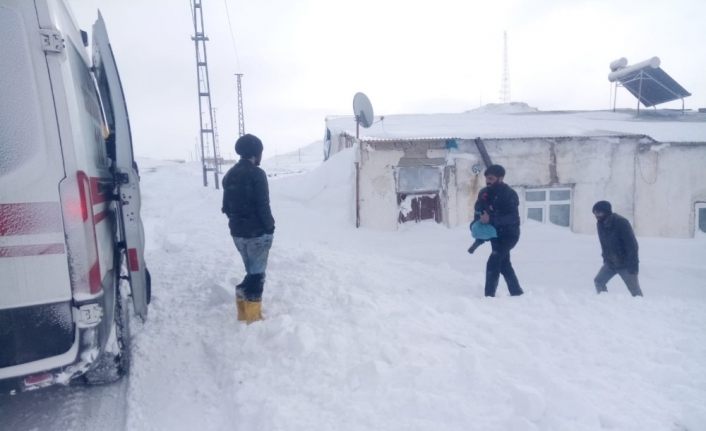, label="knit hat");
[484,164,506,178]
[235,134,263,158]
[592,200,612,214]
